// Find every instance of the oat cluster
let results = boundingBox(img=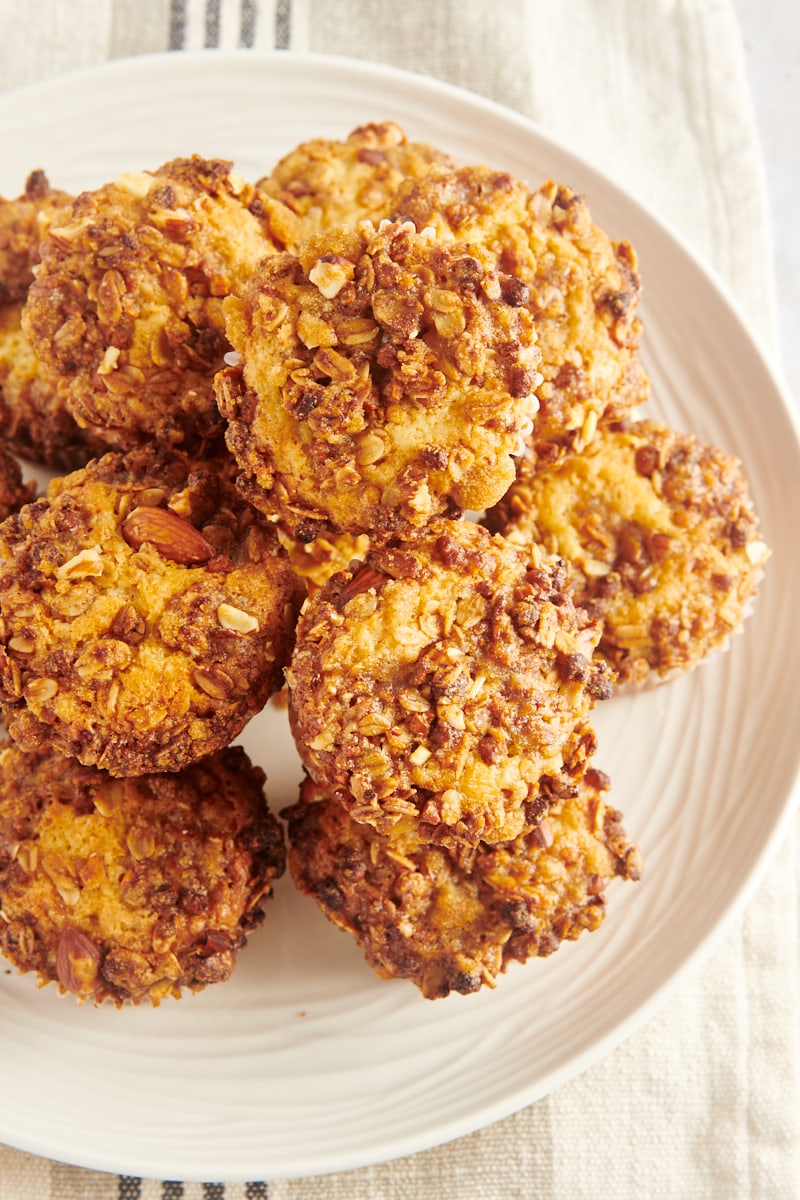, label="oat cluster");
[0,121,770,1003]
